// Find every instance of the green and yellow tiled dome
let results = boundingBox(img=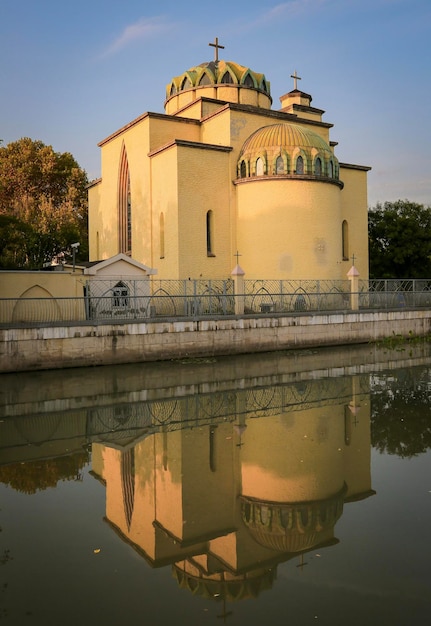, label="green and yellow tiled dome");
[166,60,271,98]
[238,122,340,181]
